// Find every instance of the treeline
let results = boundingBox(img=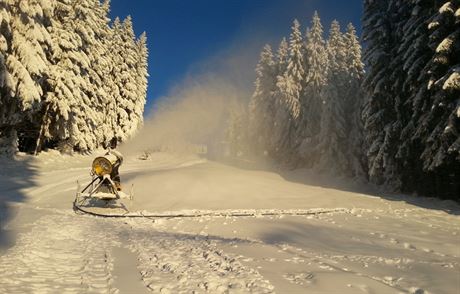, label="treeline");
[0,0,148,154]
[229,4,459,200]
[362,0,459,198]
[228,12,366,178]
